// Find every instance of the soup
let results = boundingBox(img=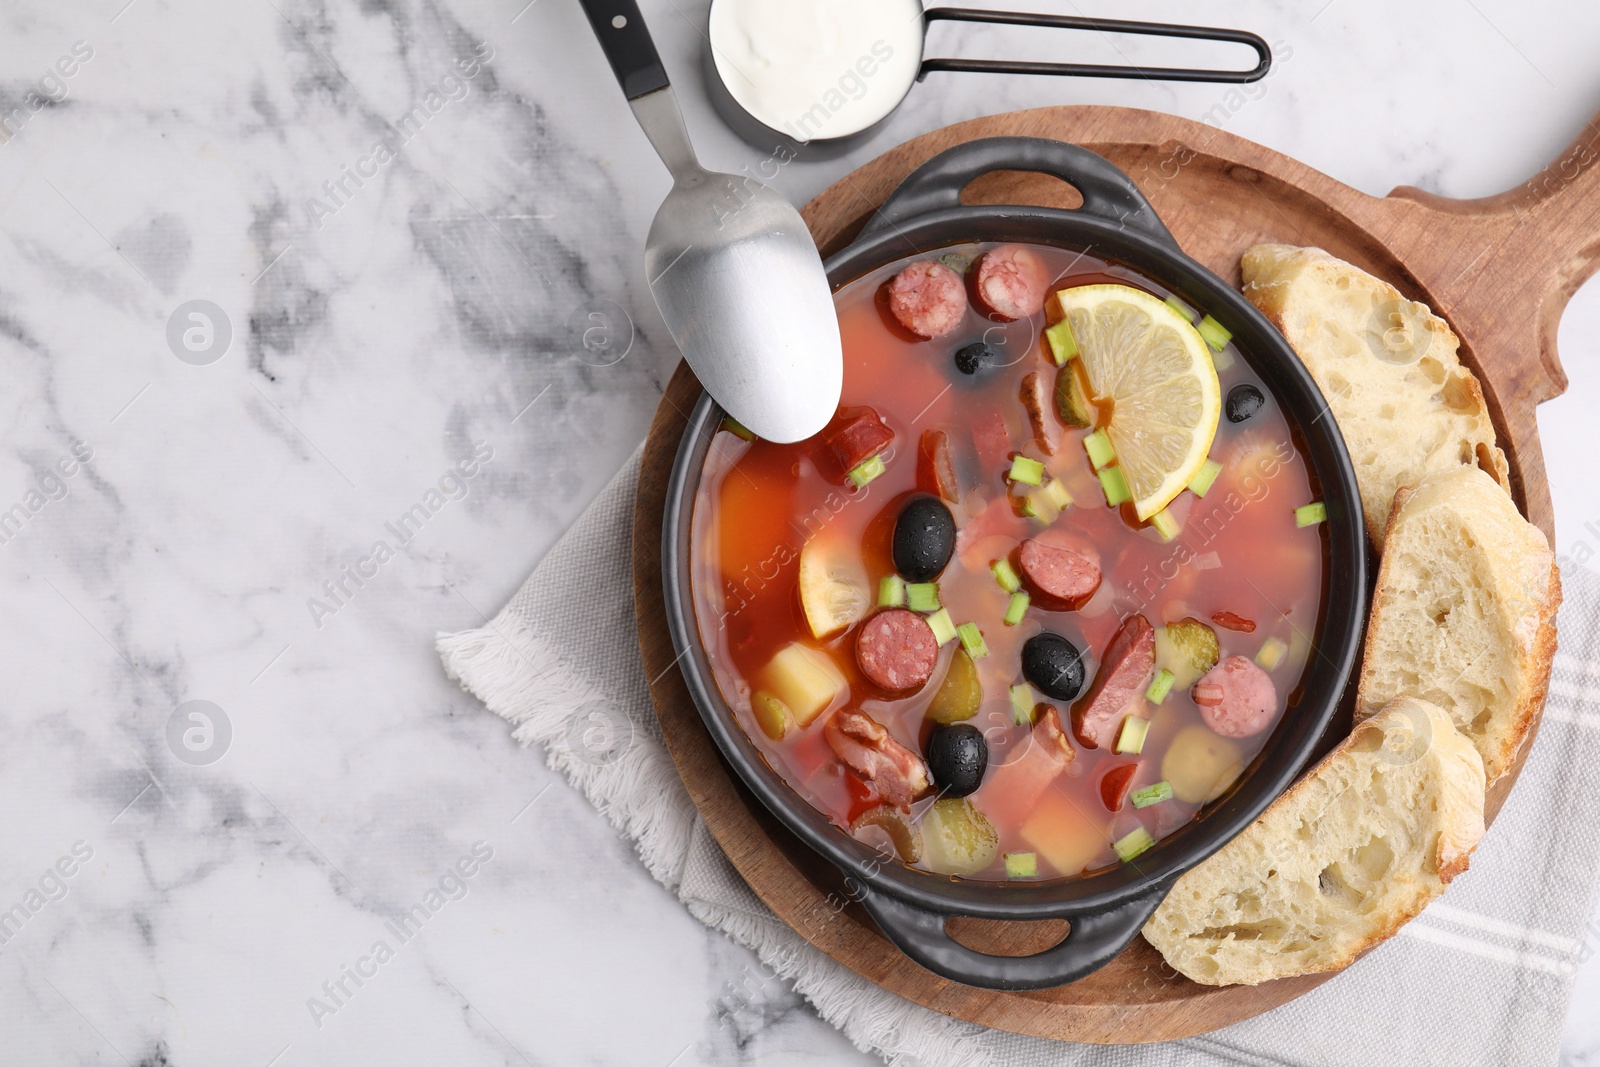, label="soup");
[688,241,1326,882]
